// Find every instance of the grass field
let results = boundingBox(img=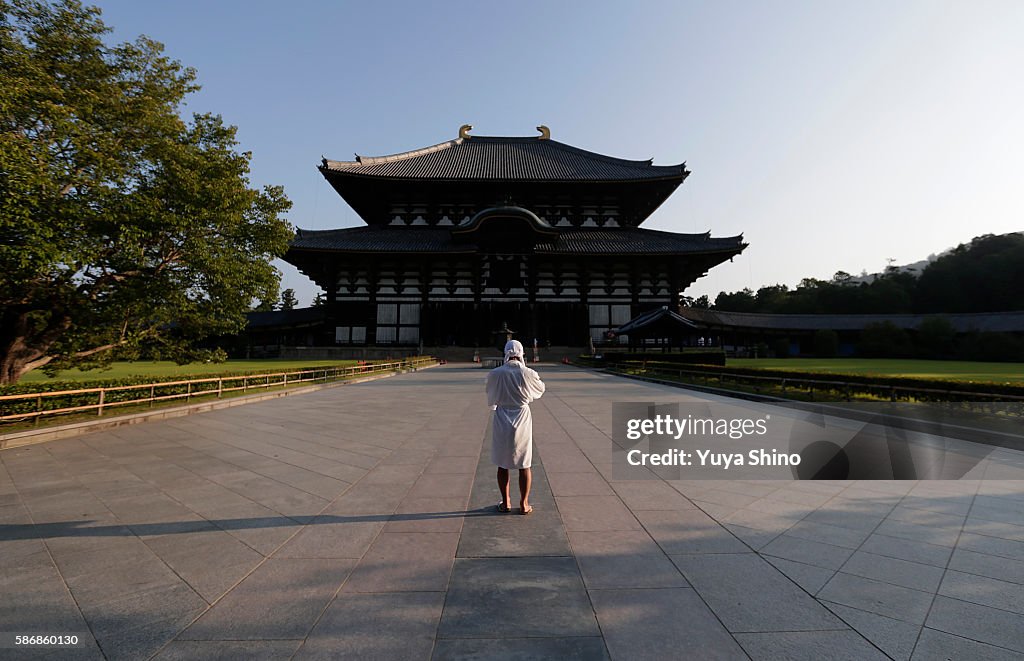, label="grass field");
[728,358,1024,384]
[19,359,360,384]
